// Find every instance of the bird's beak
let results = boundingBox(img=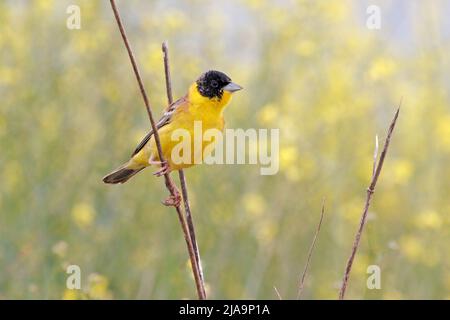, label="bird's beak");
[222,82,243,93]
